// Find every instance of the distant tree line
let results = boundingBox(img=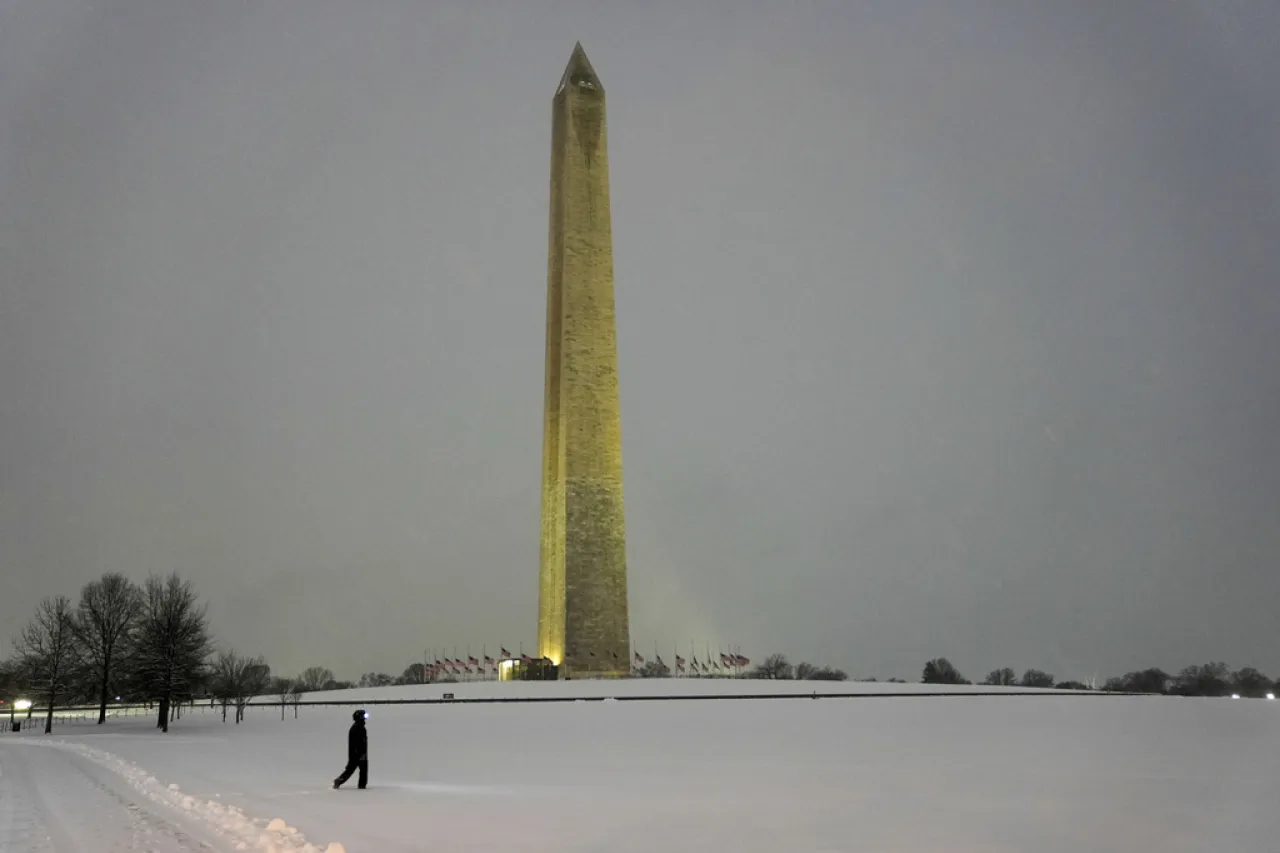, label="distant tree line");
[915,657,1276,697]
[743,654,850,681]
[671,652,1277,697]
